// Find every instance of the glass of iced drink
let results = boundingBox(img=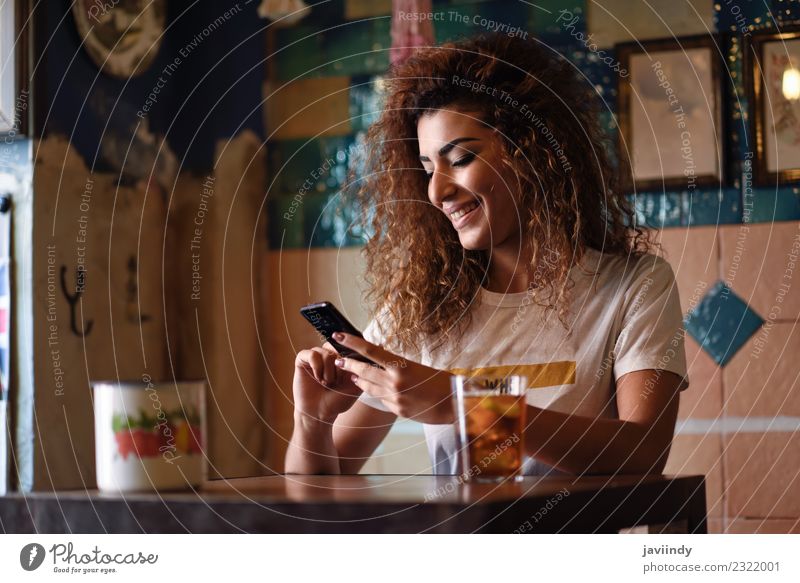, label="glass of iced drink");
[452,374,527,482]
